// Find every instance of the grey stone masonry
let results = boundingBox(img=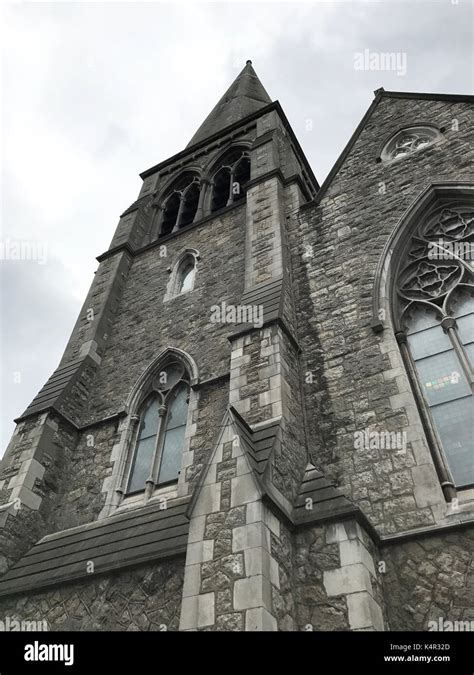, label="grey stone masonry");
[180,415,281,630]
[291,95,474,535]
[0,414,77,574]
[1,62,473,632]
